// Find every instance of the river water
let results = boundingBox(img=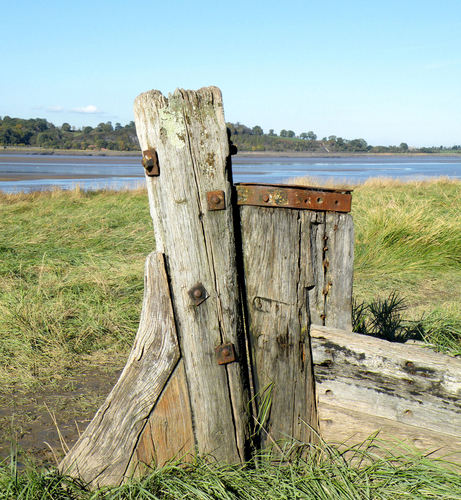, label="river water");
[0,154,460,193]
